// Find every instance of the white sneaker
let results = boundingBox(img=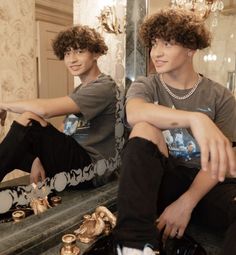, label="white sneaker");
[116,245,156,255]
